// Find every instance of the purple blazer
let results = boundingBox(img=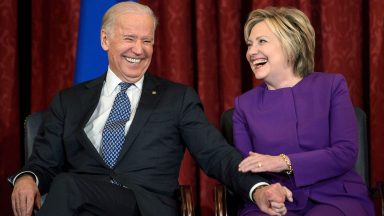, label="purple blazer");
[233,72,374,215]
